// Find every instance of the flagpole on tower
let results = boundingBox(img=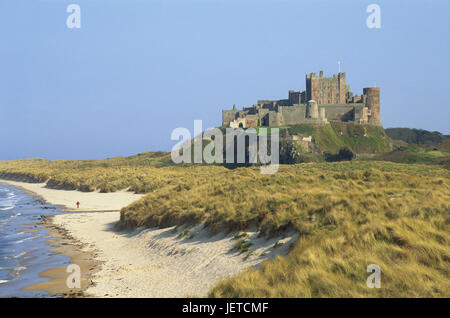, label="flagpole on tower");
[338,61,341,73]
